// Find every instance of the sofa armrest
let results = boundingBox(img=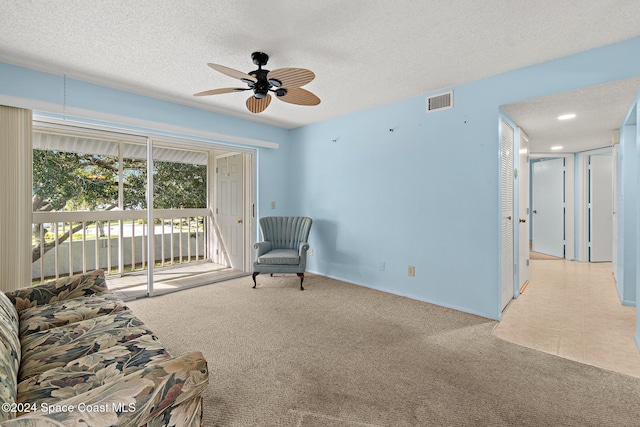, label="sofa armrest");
[0,351,209,427]
[4,270,108,314]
